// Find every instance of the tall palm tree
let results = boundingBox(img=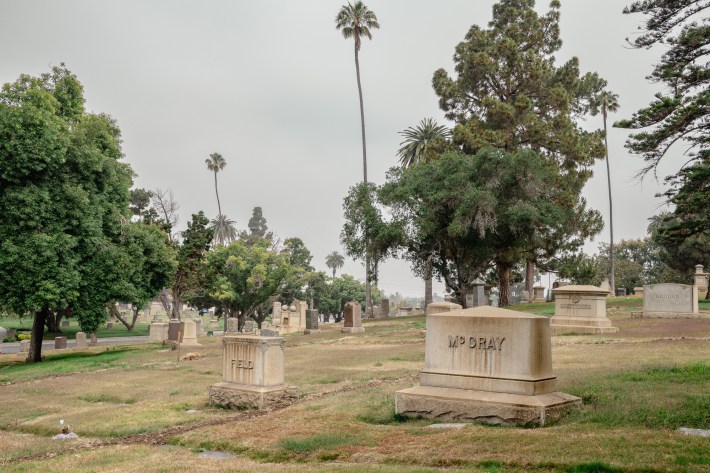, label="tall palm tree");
[211,214,237,246]
[205,152,227,218]
[397,118,450,307]
[336,2,379,317]
[396,118,451,167]
[325,251,345,279]
[592,91,620,295]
